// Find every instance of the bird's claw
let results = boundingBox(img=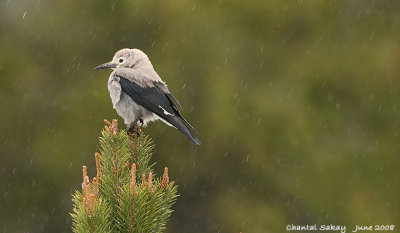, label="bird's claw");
[127,124,141,137]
